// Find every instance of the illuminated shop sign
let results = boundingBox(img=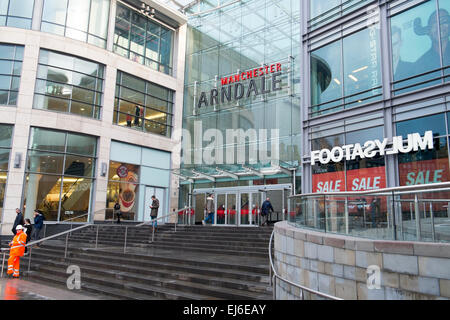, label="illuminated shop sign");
[197,63,283,109]
[311,131,434,165]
